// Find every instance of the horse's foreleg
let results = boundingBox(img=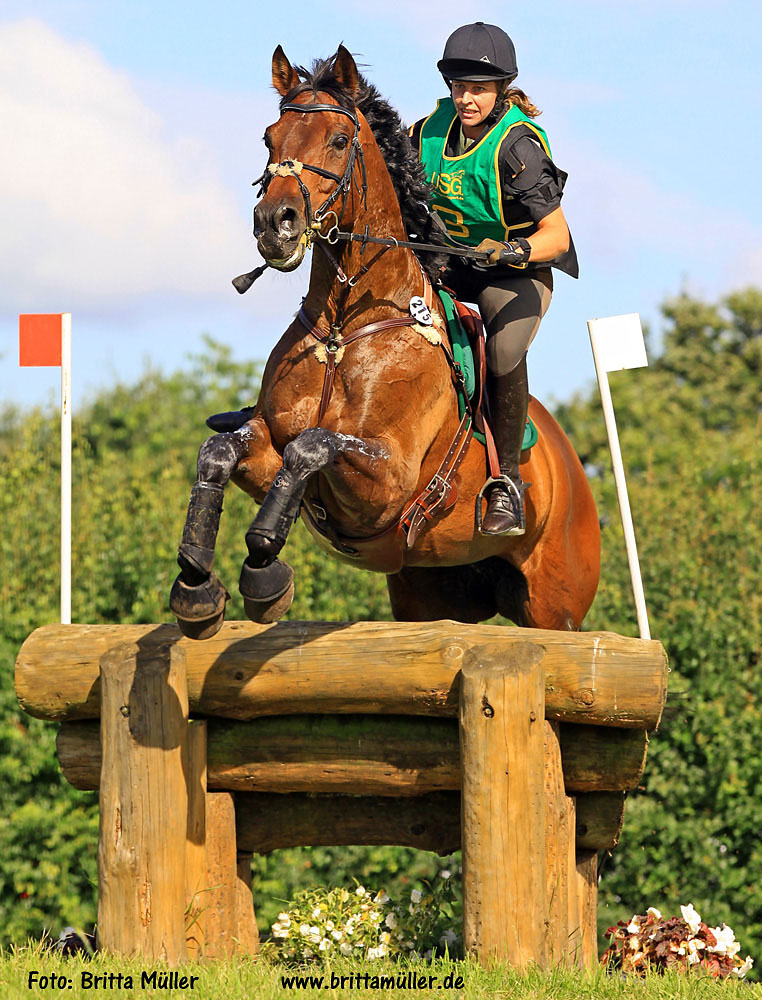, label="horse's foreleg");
[239,427,343,623]
[170,431,250,639]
